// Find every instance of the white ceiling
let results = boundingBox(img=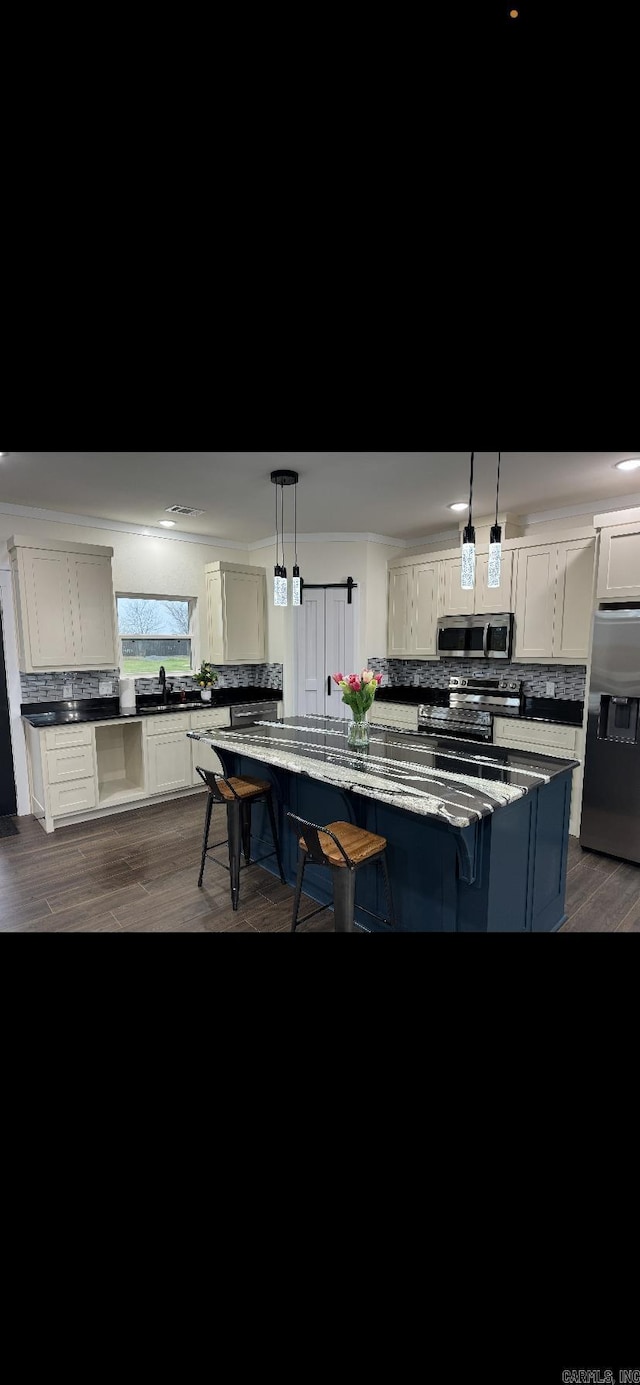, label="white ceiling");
[1,452,638,544]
